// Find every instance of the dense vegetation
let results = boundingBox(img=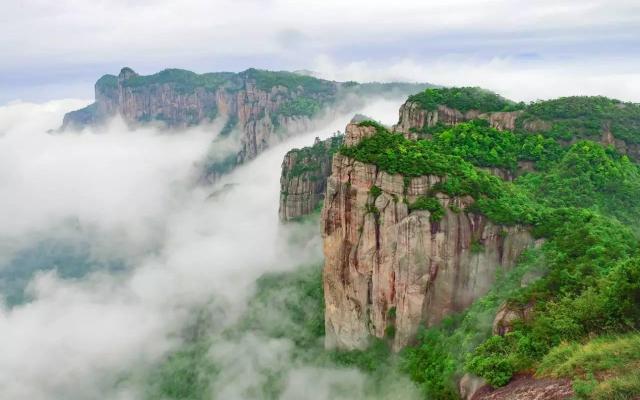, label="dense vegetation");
[338,108,640,399]
[121,68,237,93]
[95,74,118,91]
[283,135,343,179]
[407,87,523,113]
[148,88,640,399]
[517,96,640,144]
[272,96,322,119]
[241,68,337,94]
